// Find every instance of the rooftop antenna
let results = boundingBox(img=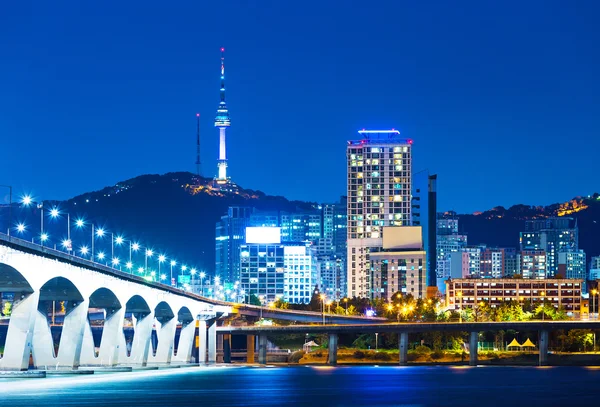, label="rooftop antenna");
[196,113,201,177]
